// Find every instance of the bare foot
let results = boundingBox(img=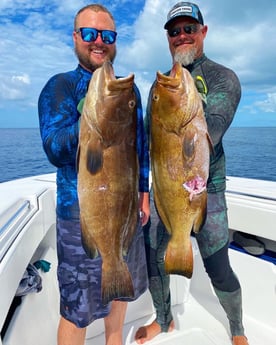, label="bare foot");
[134,320,175,344]
[232,335,249,345]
